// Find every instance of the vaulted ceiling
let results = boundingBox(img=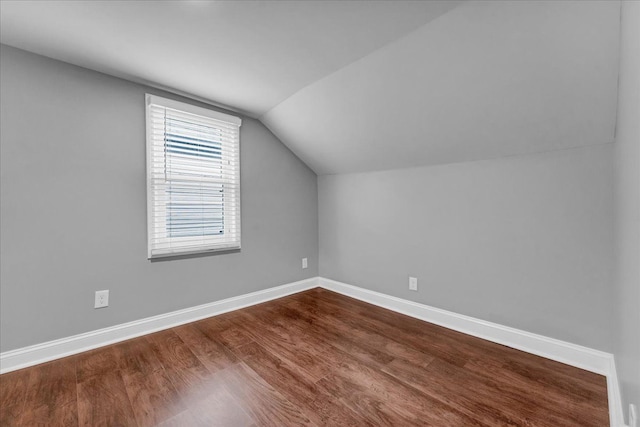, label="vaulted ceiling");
[0,0,460,116]
[0,0,620,175]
